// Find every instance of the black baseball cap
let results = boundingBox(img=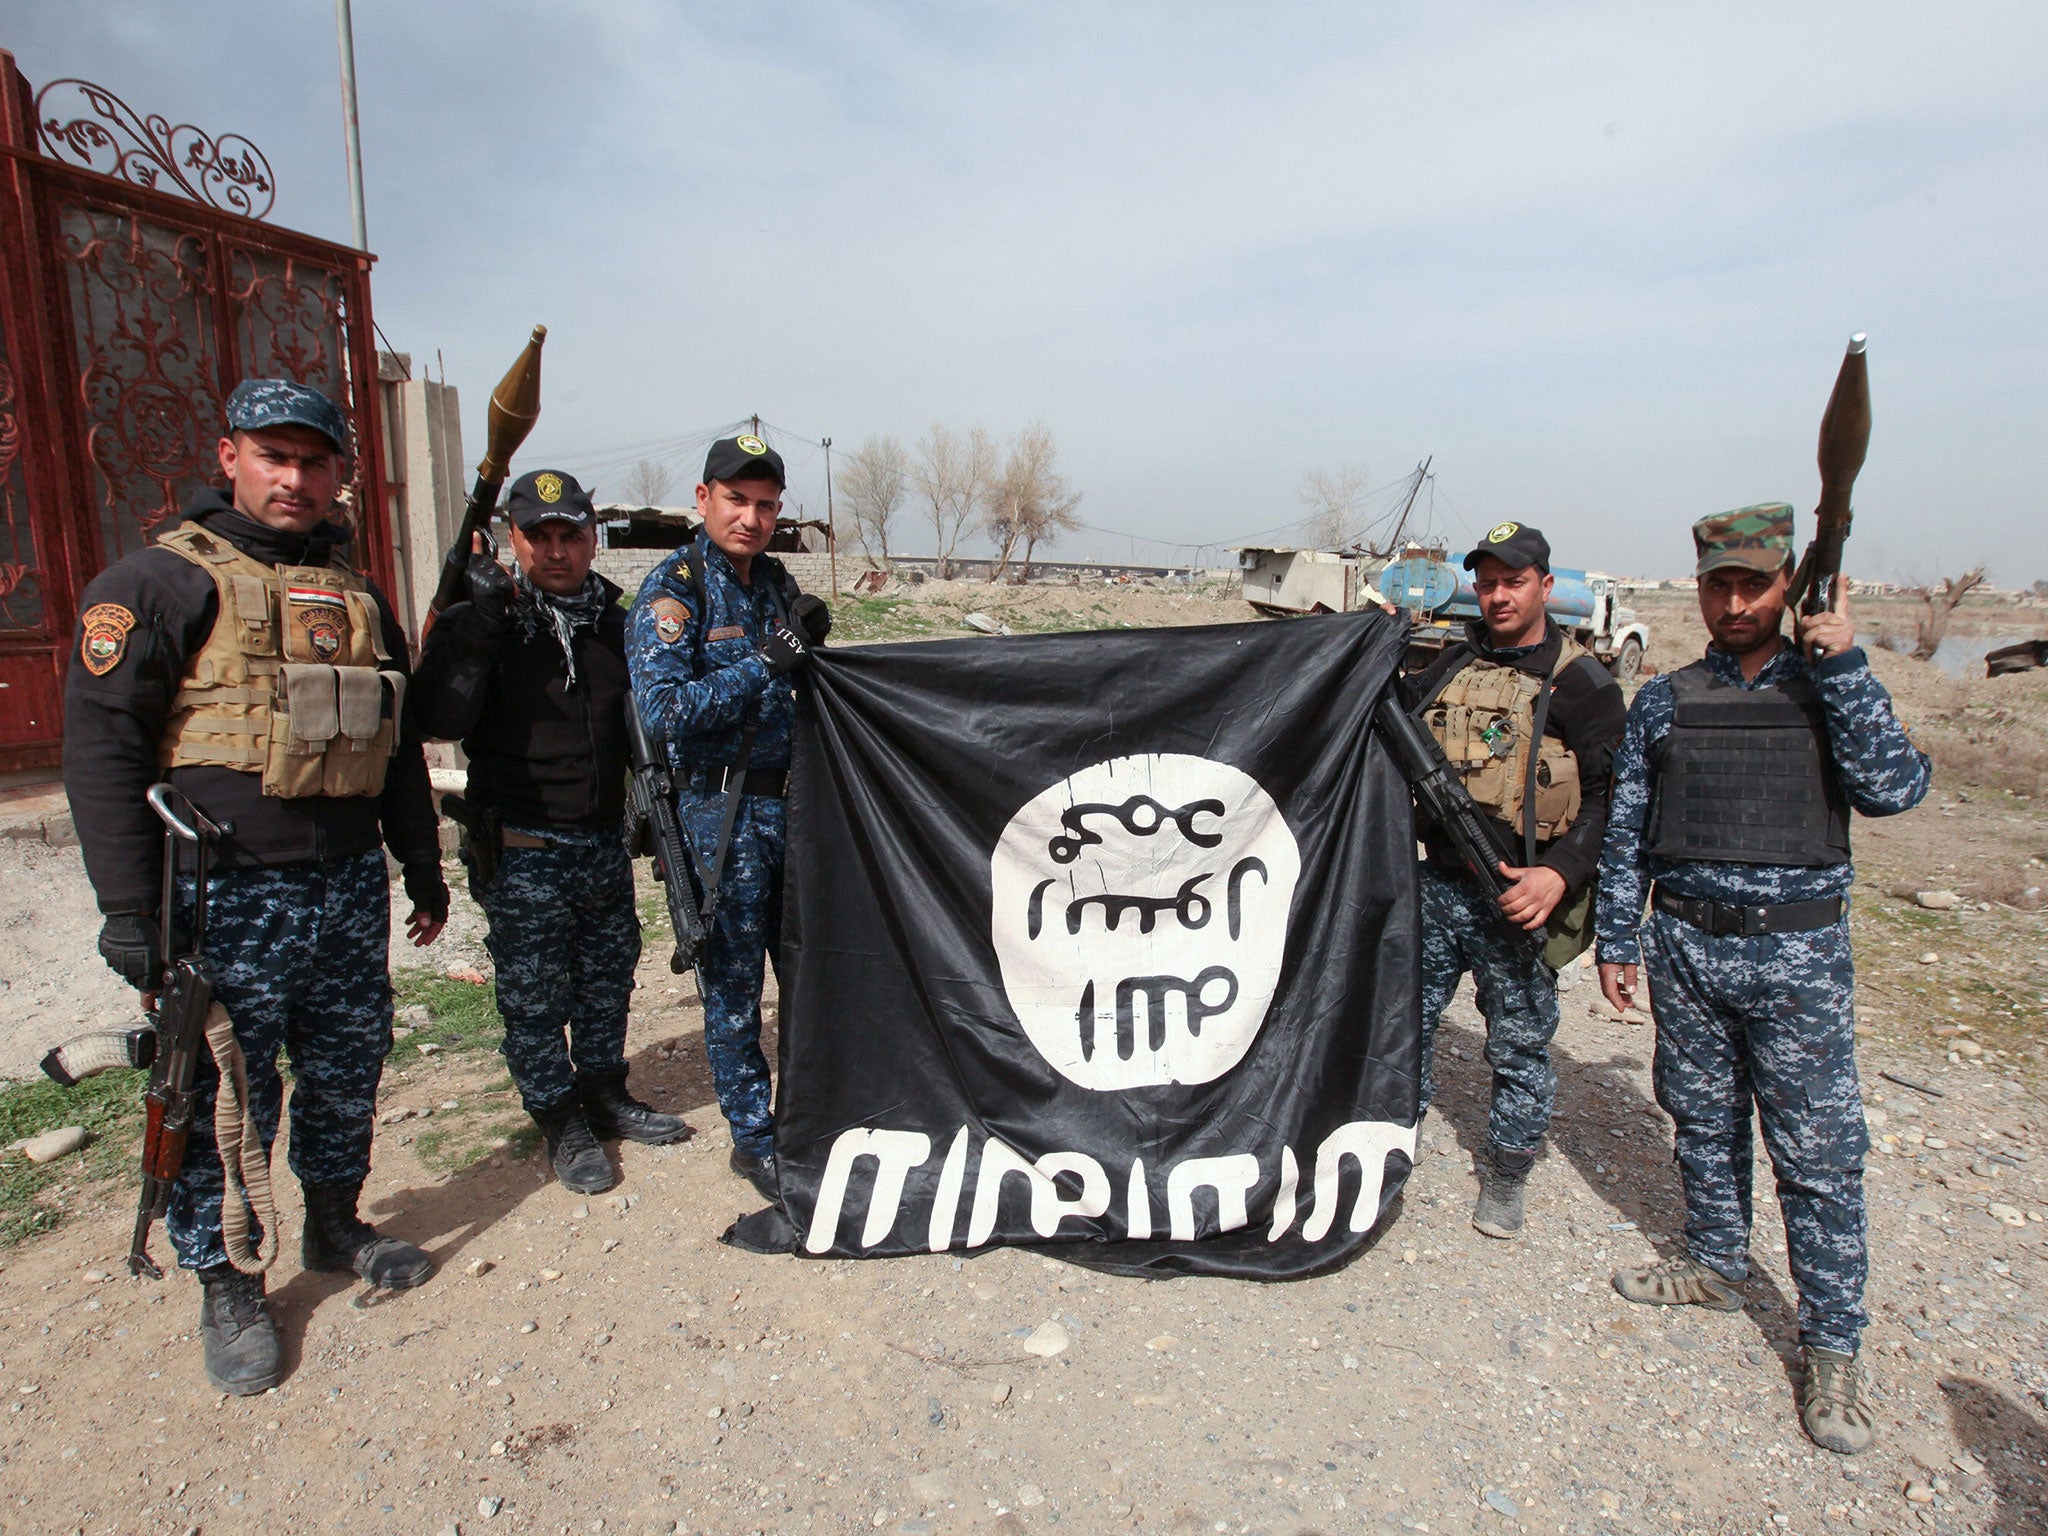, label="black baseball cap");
[1463,521,1551,574]
[702,434,785,489]
[505,469,596,530]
